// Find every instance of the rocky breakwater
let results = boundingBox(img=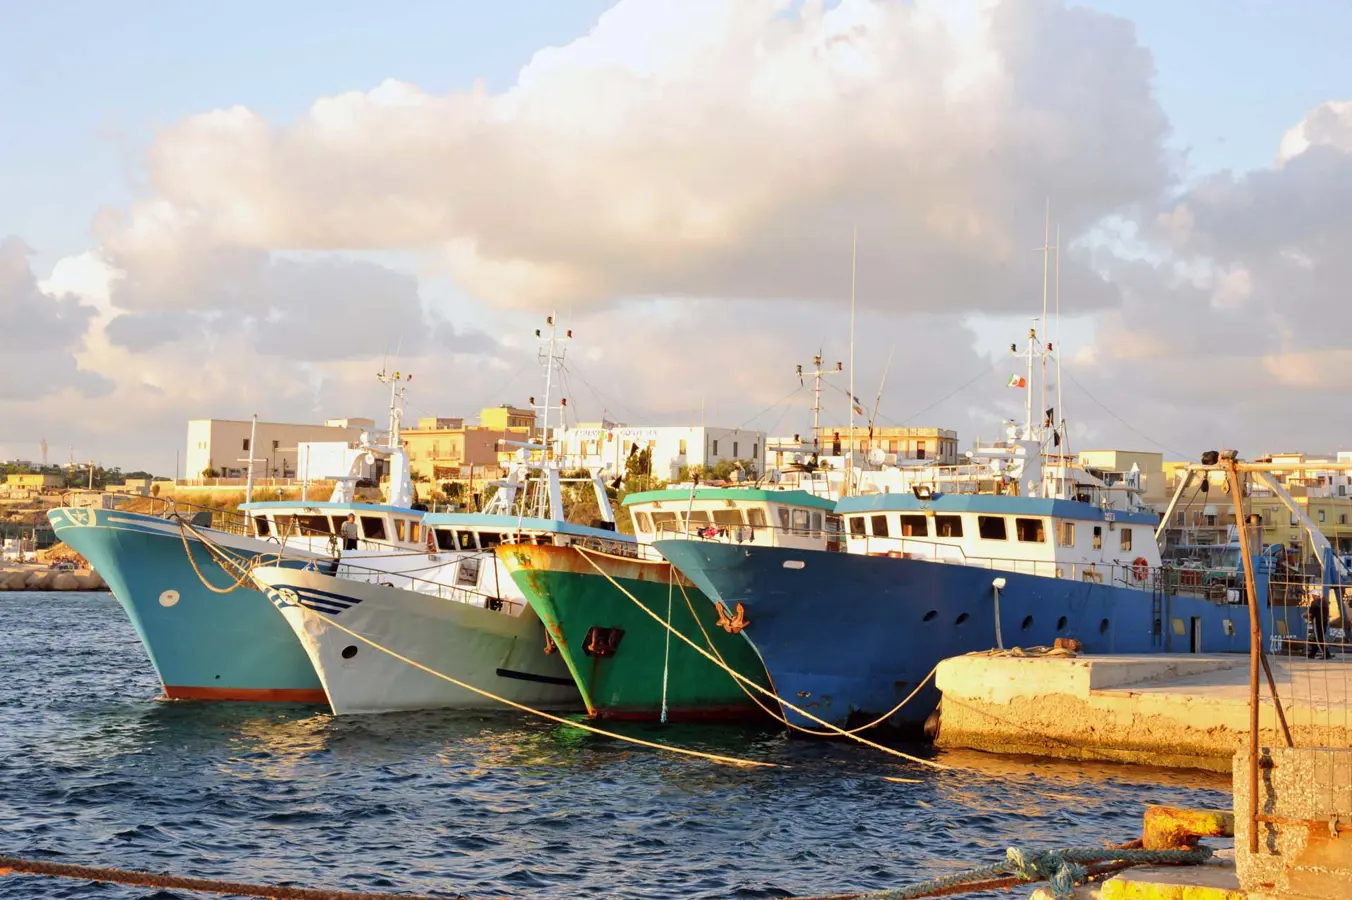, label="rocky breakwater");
[0,566,108,591]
